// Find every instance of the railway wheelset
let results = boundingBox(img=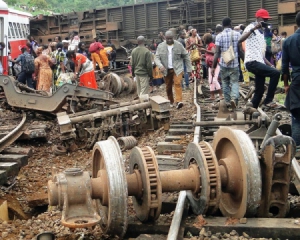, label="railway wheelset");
[48,126,295,238]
